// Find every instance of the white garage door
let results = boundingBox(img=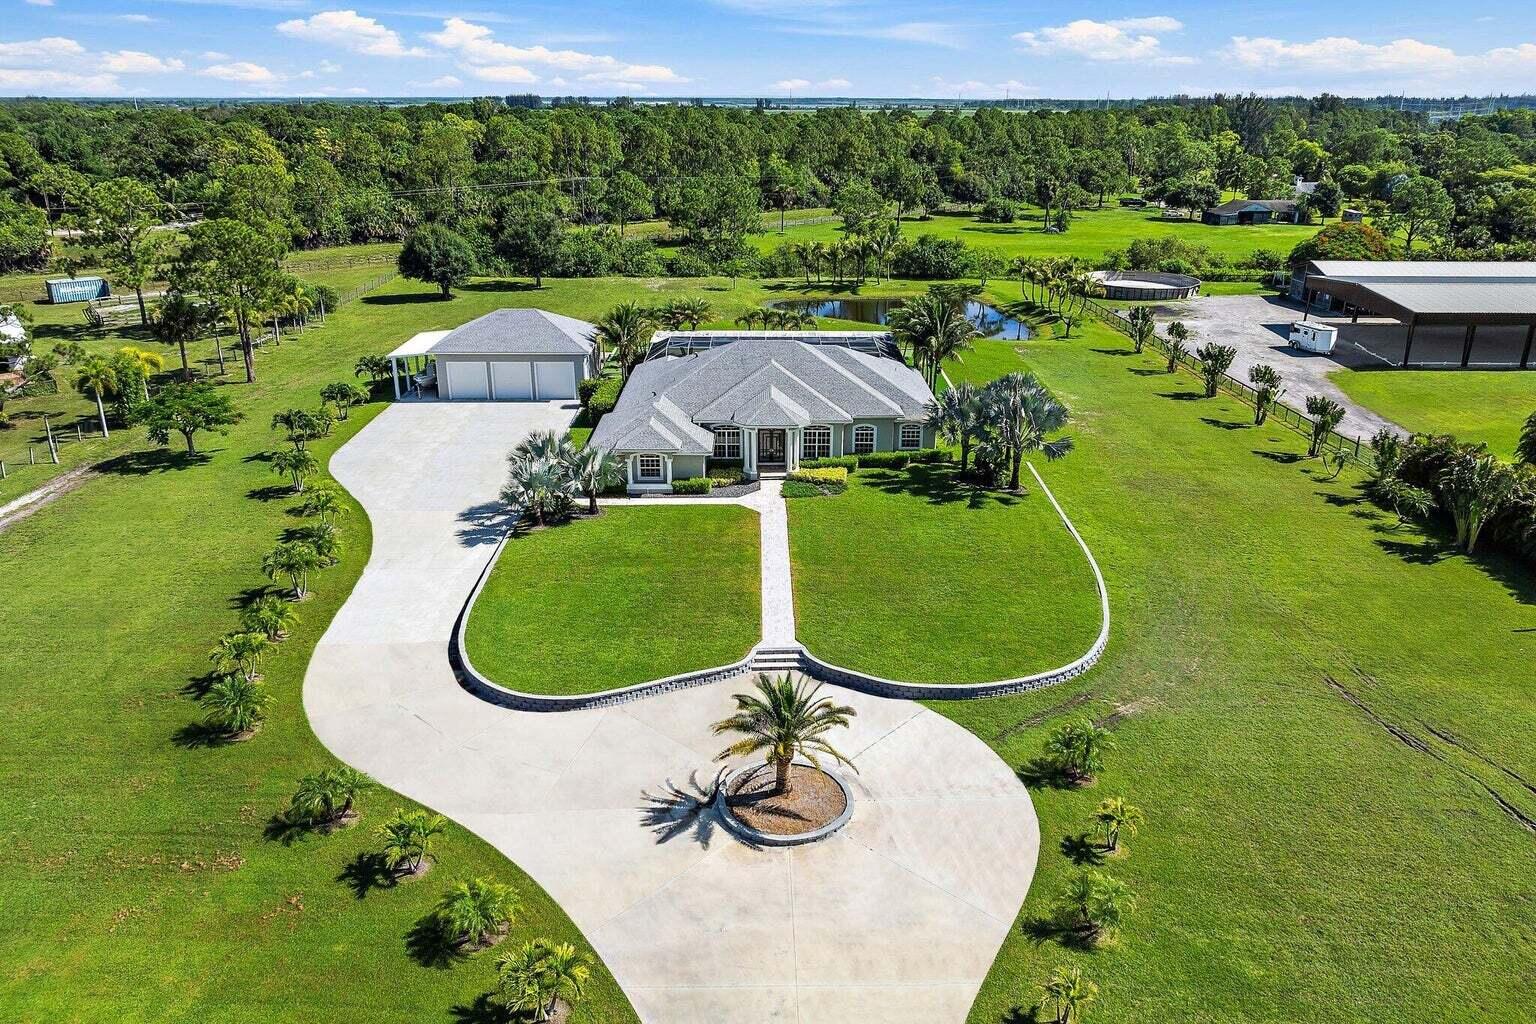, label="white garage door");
[491,360,533,400]
[534,360,577,400]
[444,360,489,400]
